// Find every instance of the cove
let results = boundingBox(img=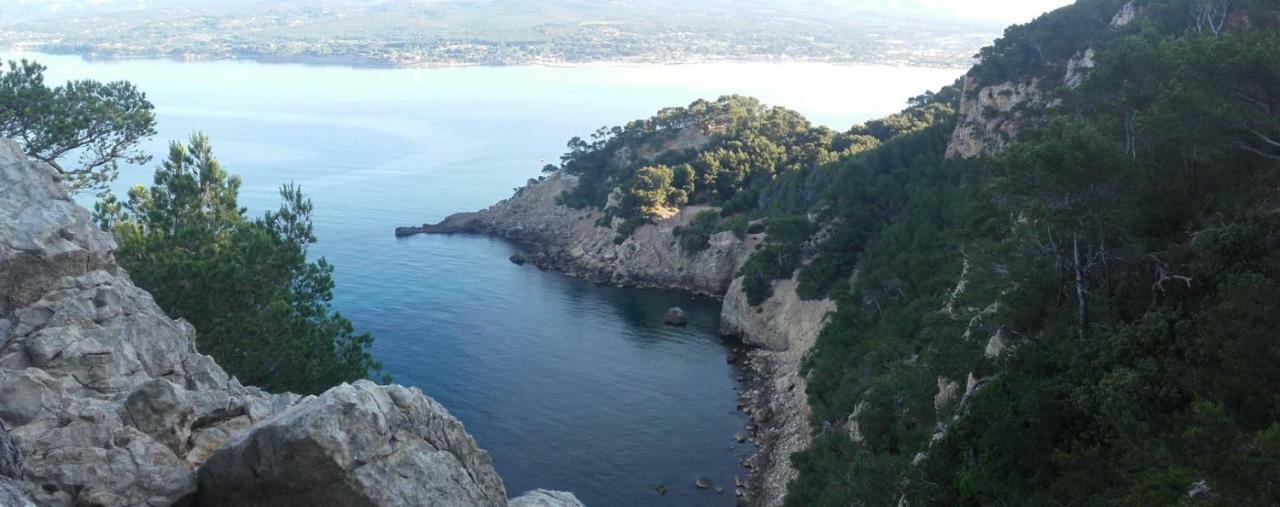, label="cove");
[3,51,962,506]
